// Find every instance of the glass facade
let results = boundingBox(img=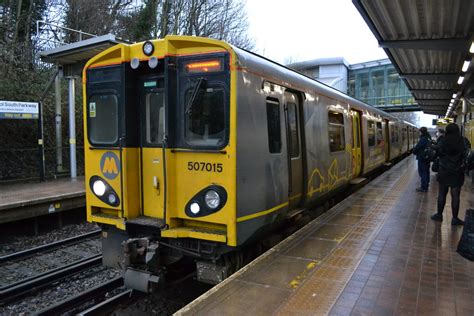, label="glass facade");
[348,63,416,108]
